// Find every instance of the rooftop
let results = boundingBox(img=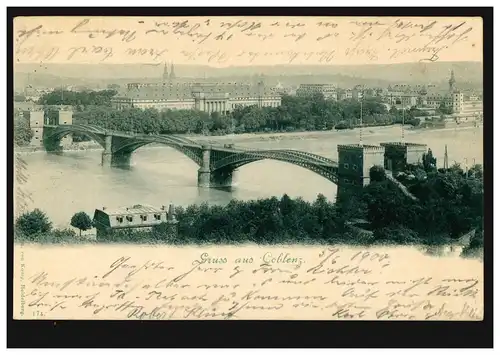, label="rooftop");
[115,82,278,101]
[386,91,420,97]
[380,142,427,148]
[338,144,384,150]
[14,102,41,111]
[97,204,167,216]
